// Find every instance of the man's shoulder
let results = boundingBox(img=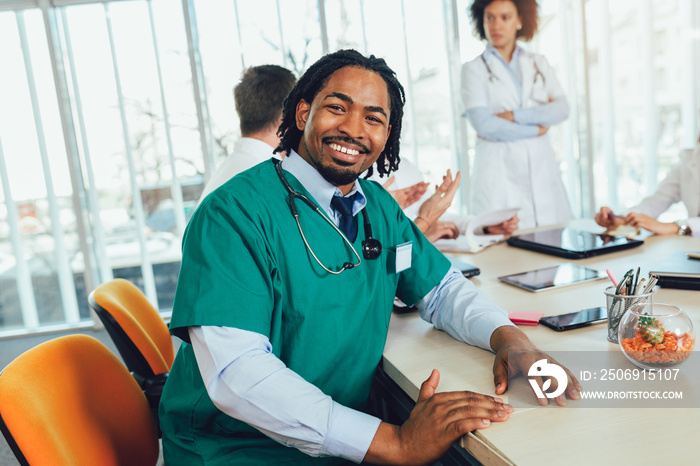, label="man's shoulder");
[359,177,400,211]
[198,144,276,201]
[359,177,387,196]
[215,152,265,177]
[236,156,277,177]
[203,161,279,206]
